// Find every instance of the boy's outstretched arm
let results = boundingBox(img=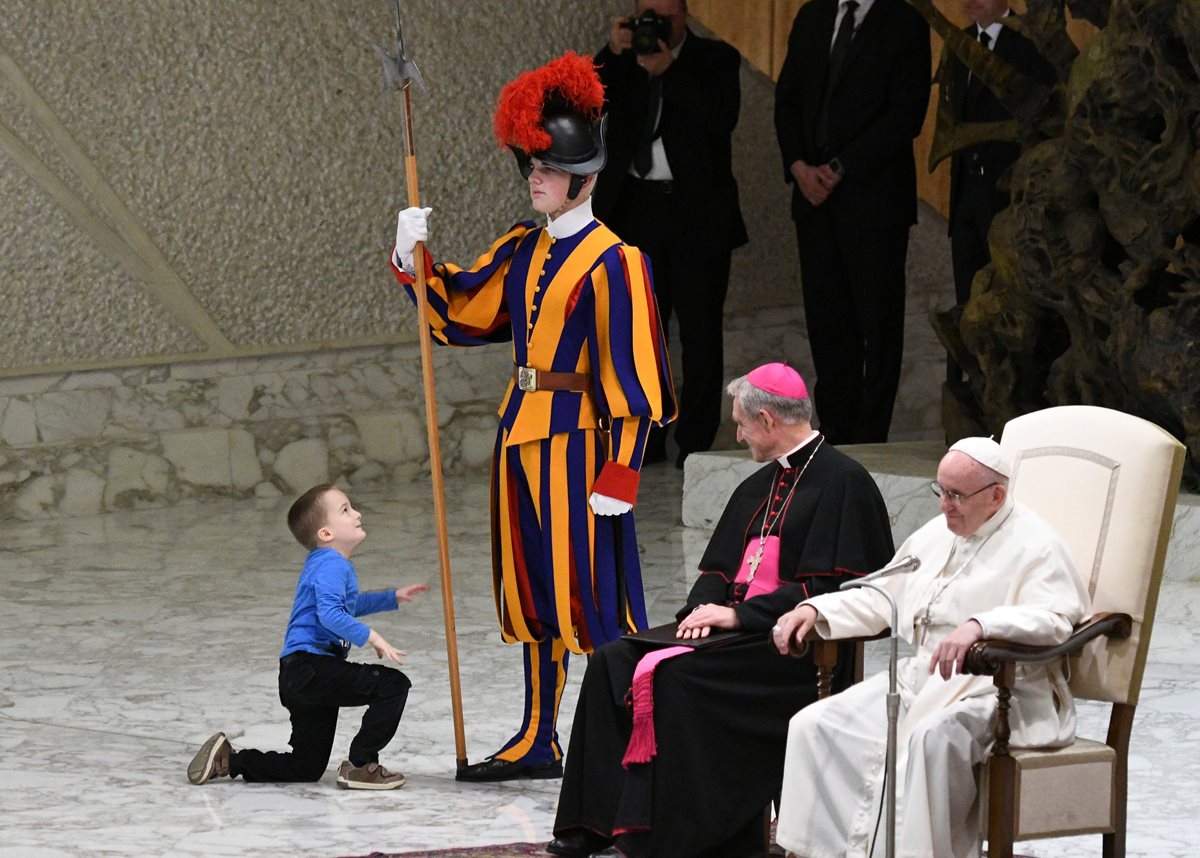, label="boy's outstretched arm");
[395,583,430,605]
[367,629,408,664]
